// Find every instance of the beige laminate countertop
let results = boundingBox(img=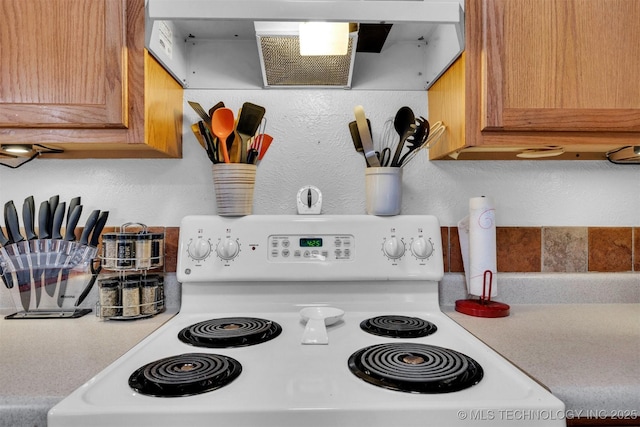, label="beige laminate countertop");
[0,308,178,427]
[1,303,638,426]
[445,304,640,417]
